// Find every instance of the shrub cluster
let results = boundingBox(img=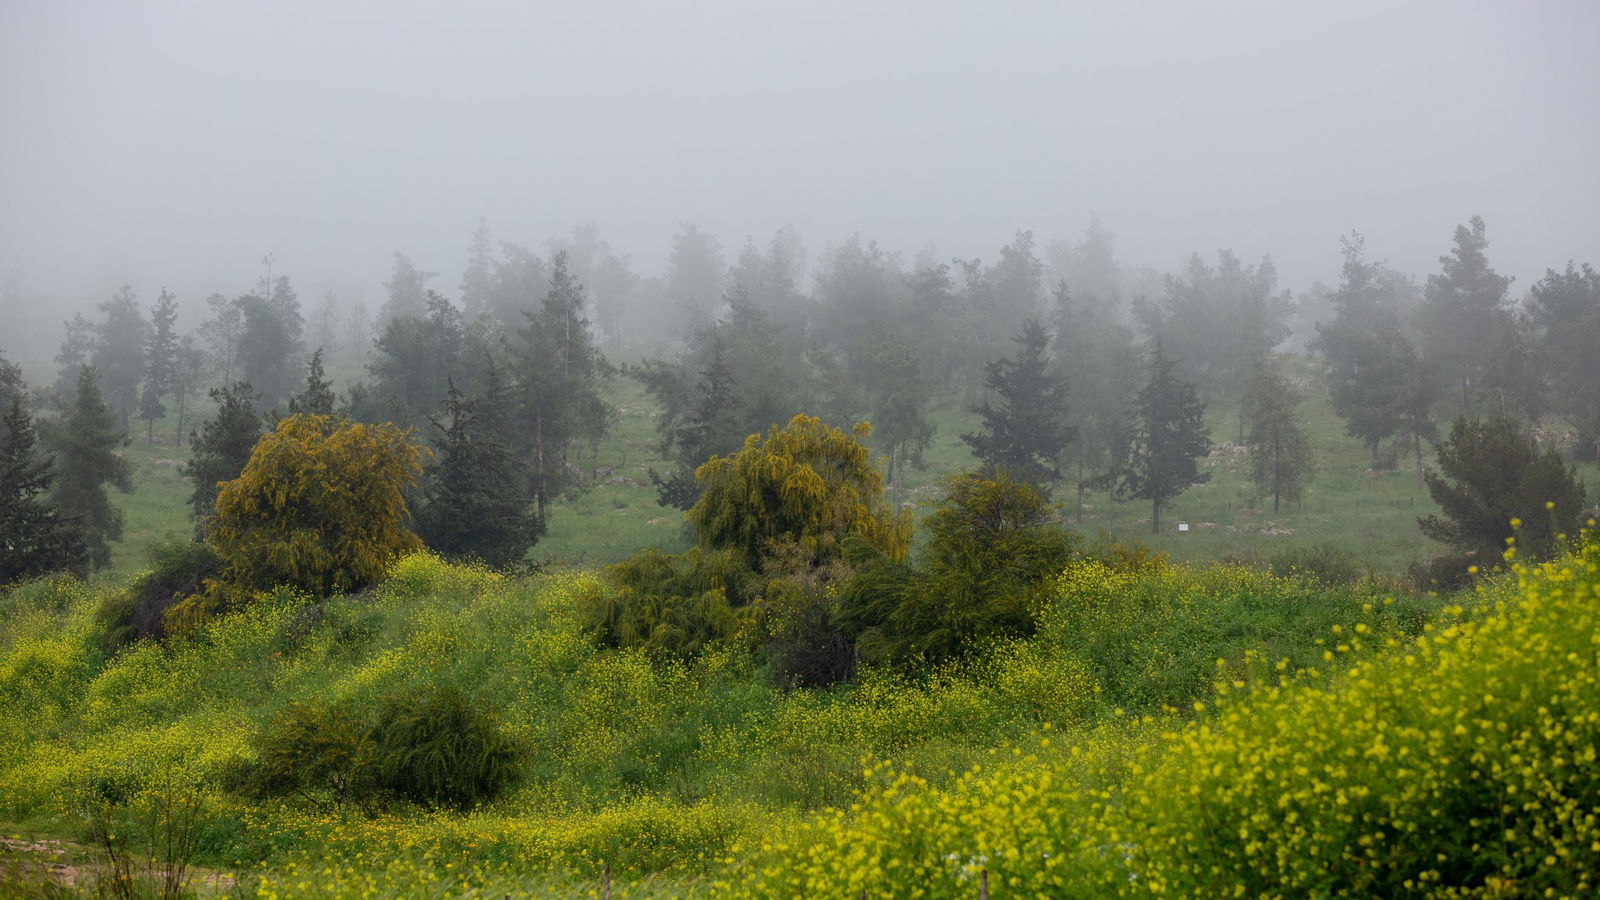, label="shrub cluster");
[238,685,524,812]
